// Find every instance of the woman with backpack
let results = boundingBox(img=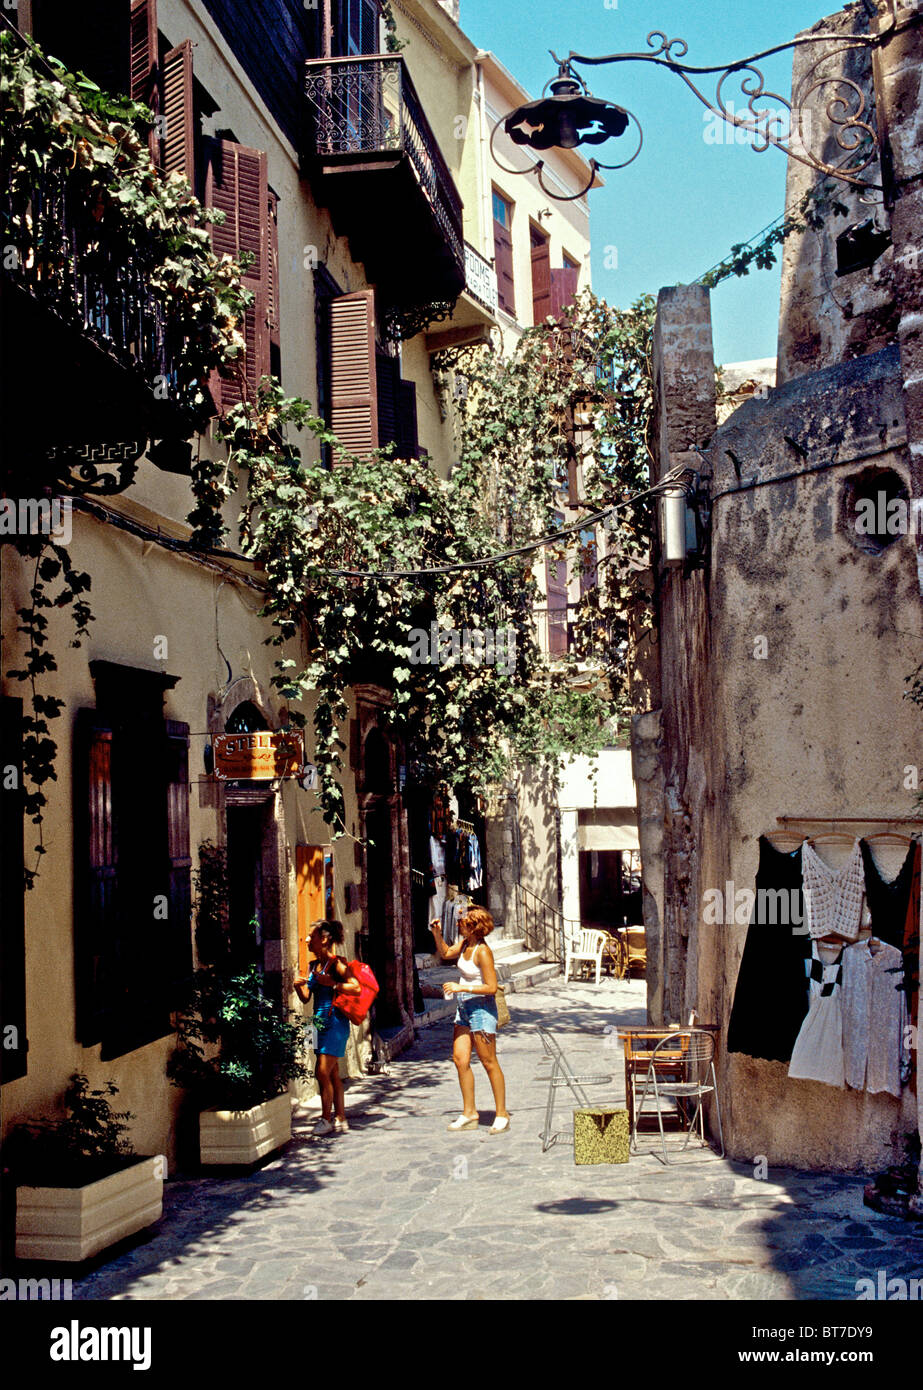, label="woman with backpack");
[294,920,361,1136]
[430,906,511,1135]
